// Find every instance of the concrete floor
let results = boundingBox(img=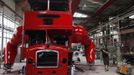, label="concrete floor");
[75,65,119,75]
[0,65,119,75]
[0,55,120,75]
[0,52,133,75]
[0,62,120,75]
[0,63,24,75]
